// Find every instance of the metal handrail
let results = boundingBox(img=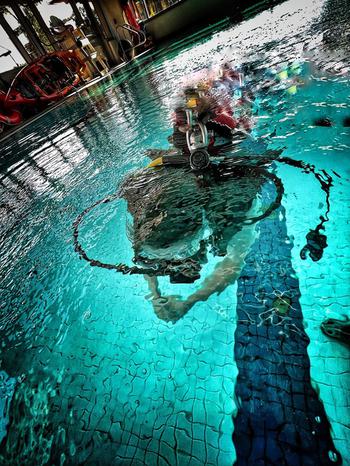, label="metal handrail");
[116,23,147,50]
